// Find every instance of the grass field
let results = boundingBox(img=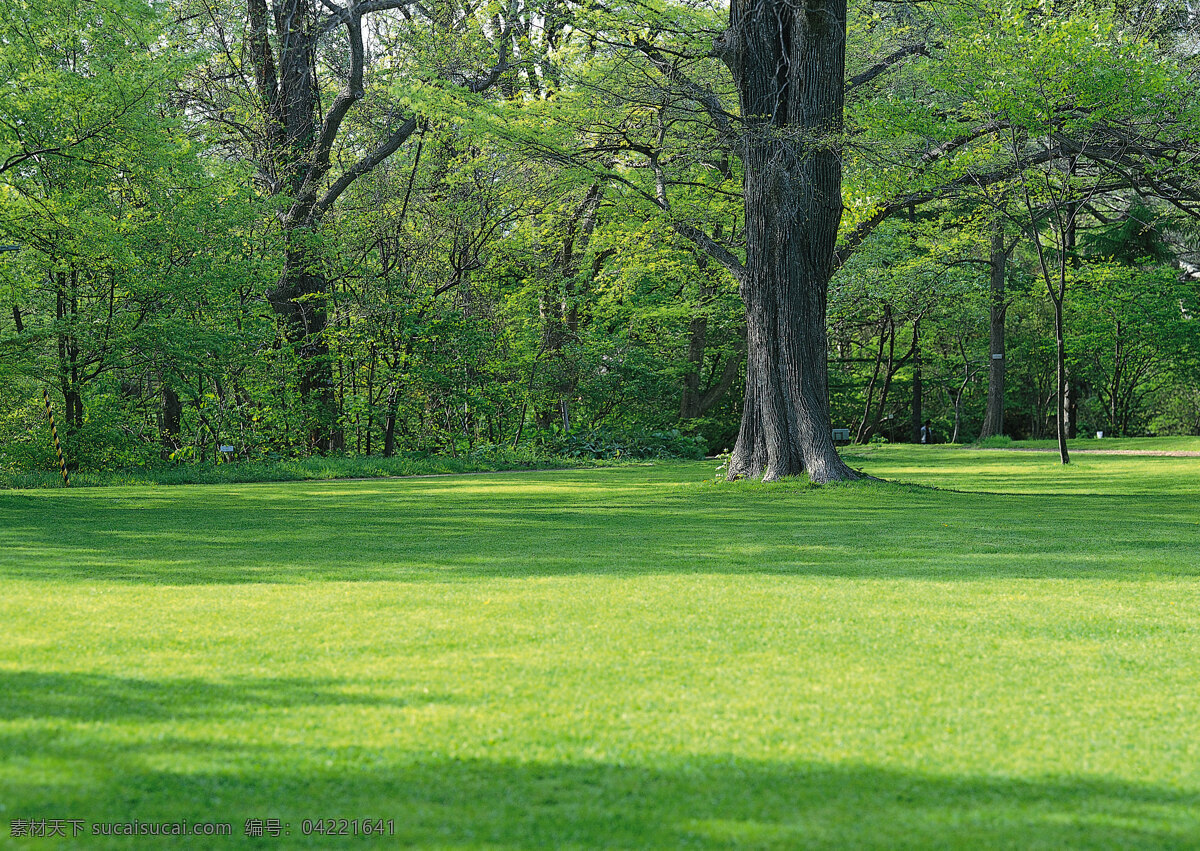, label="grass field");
[970,435,1200,453]
[2,446,1199,848]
